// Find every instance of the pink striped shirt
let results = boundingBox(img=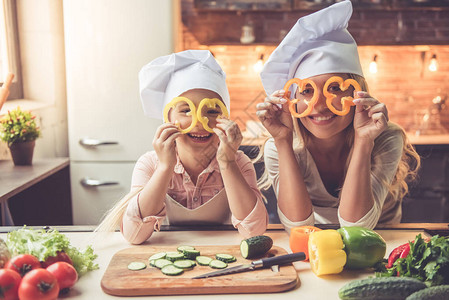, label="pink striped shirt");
[121,150,268,244]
